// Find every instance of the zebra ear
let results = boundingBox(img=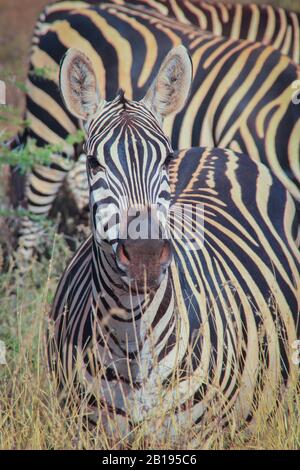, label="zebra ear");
[59,48,102,120]
[142,45,192,123]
